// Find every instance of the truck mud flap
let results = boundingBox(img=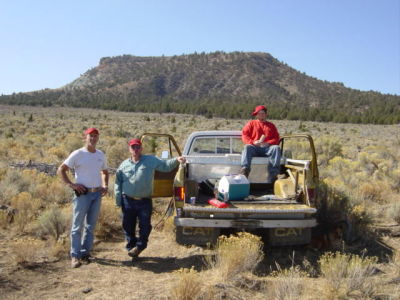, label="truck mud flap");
[176,226,220,246]
[268,227,311,246]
